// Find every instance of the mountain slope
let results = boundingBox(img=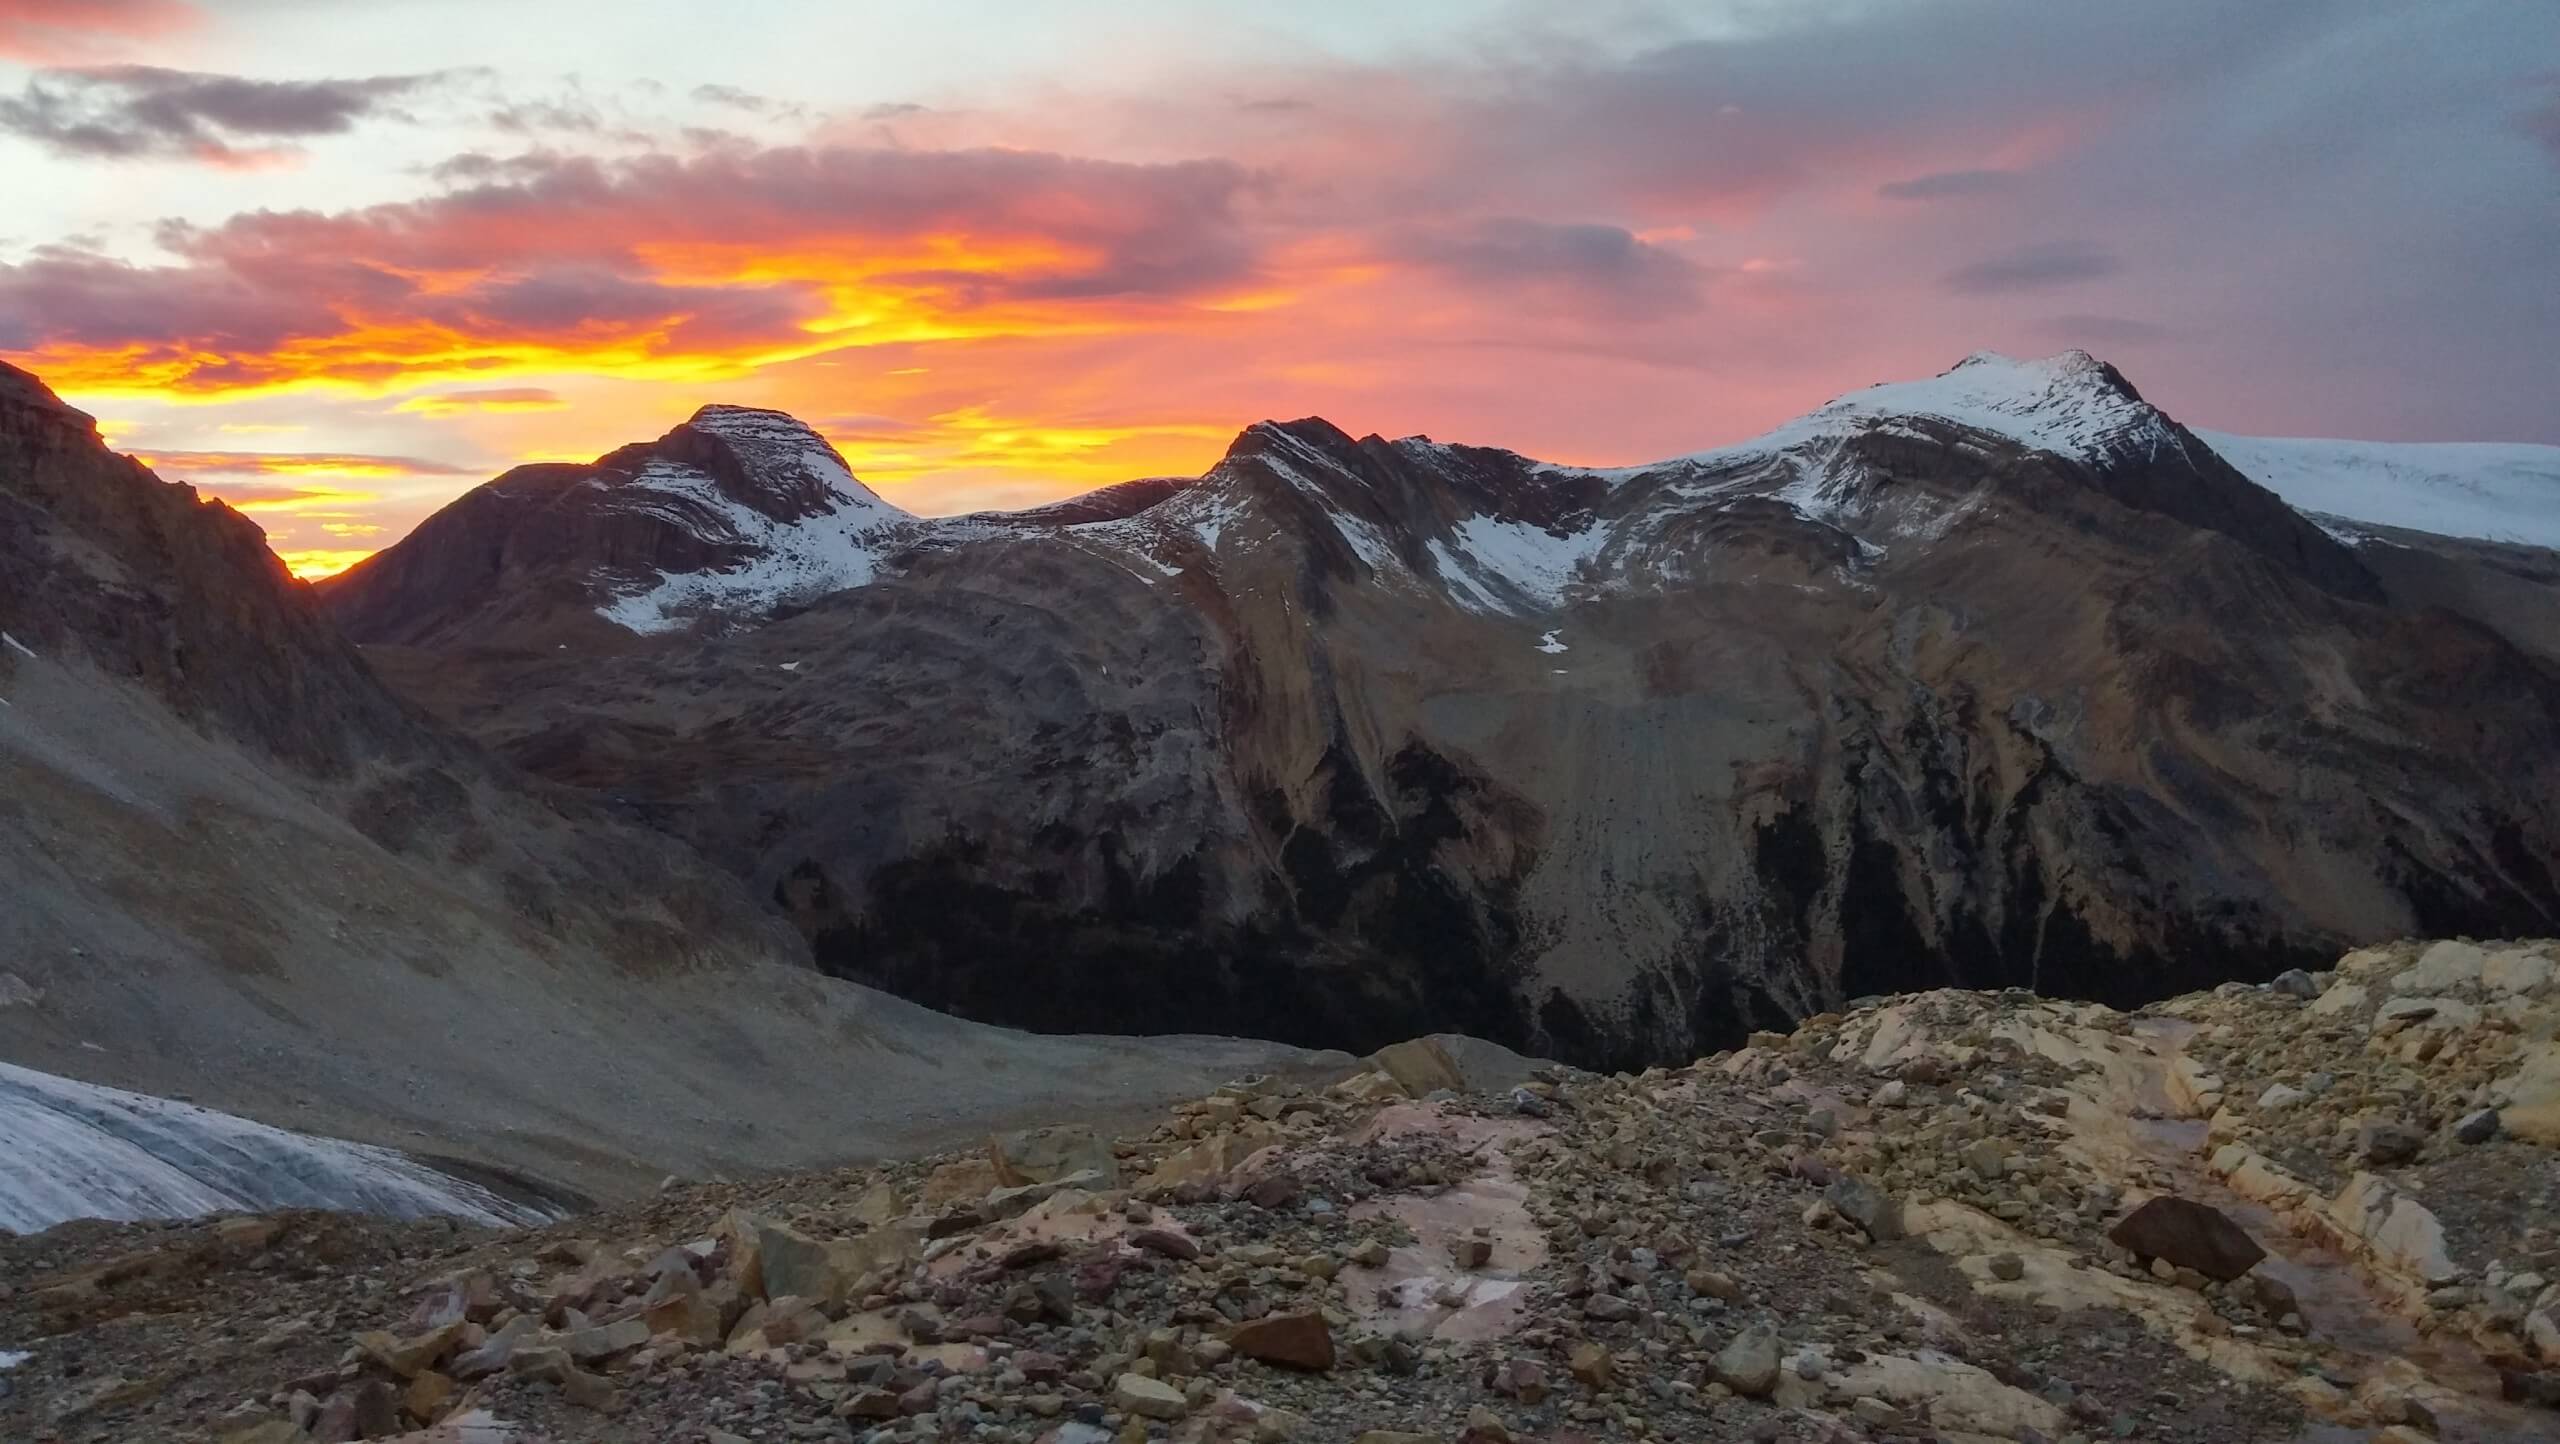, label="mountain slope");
[2195,428,2560,549]
[0,361,1335,1207]
[322,352,2560,1070]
